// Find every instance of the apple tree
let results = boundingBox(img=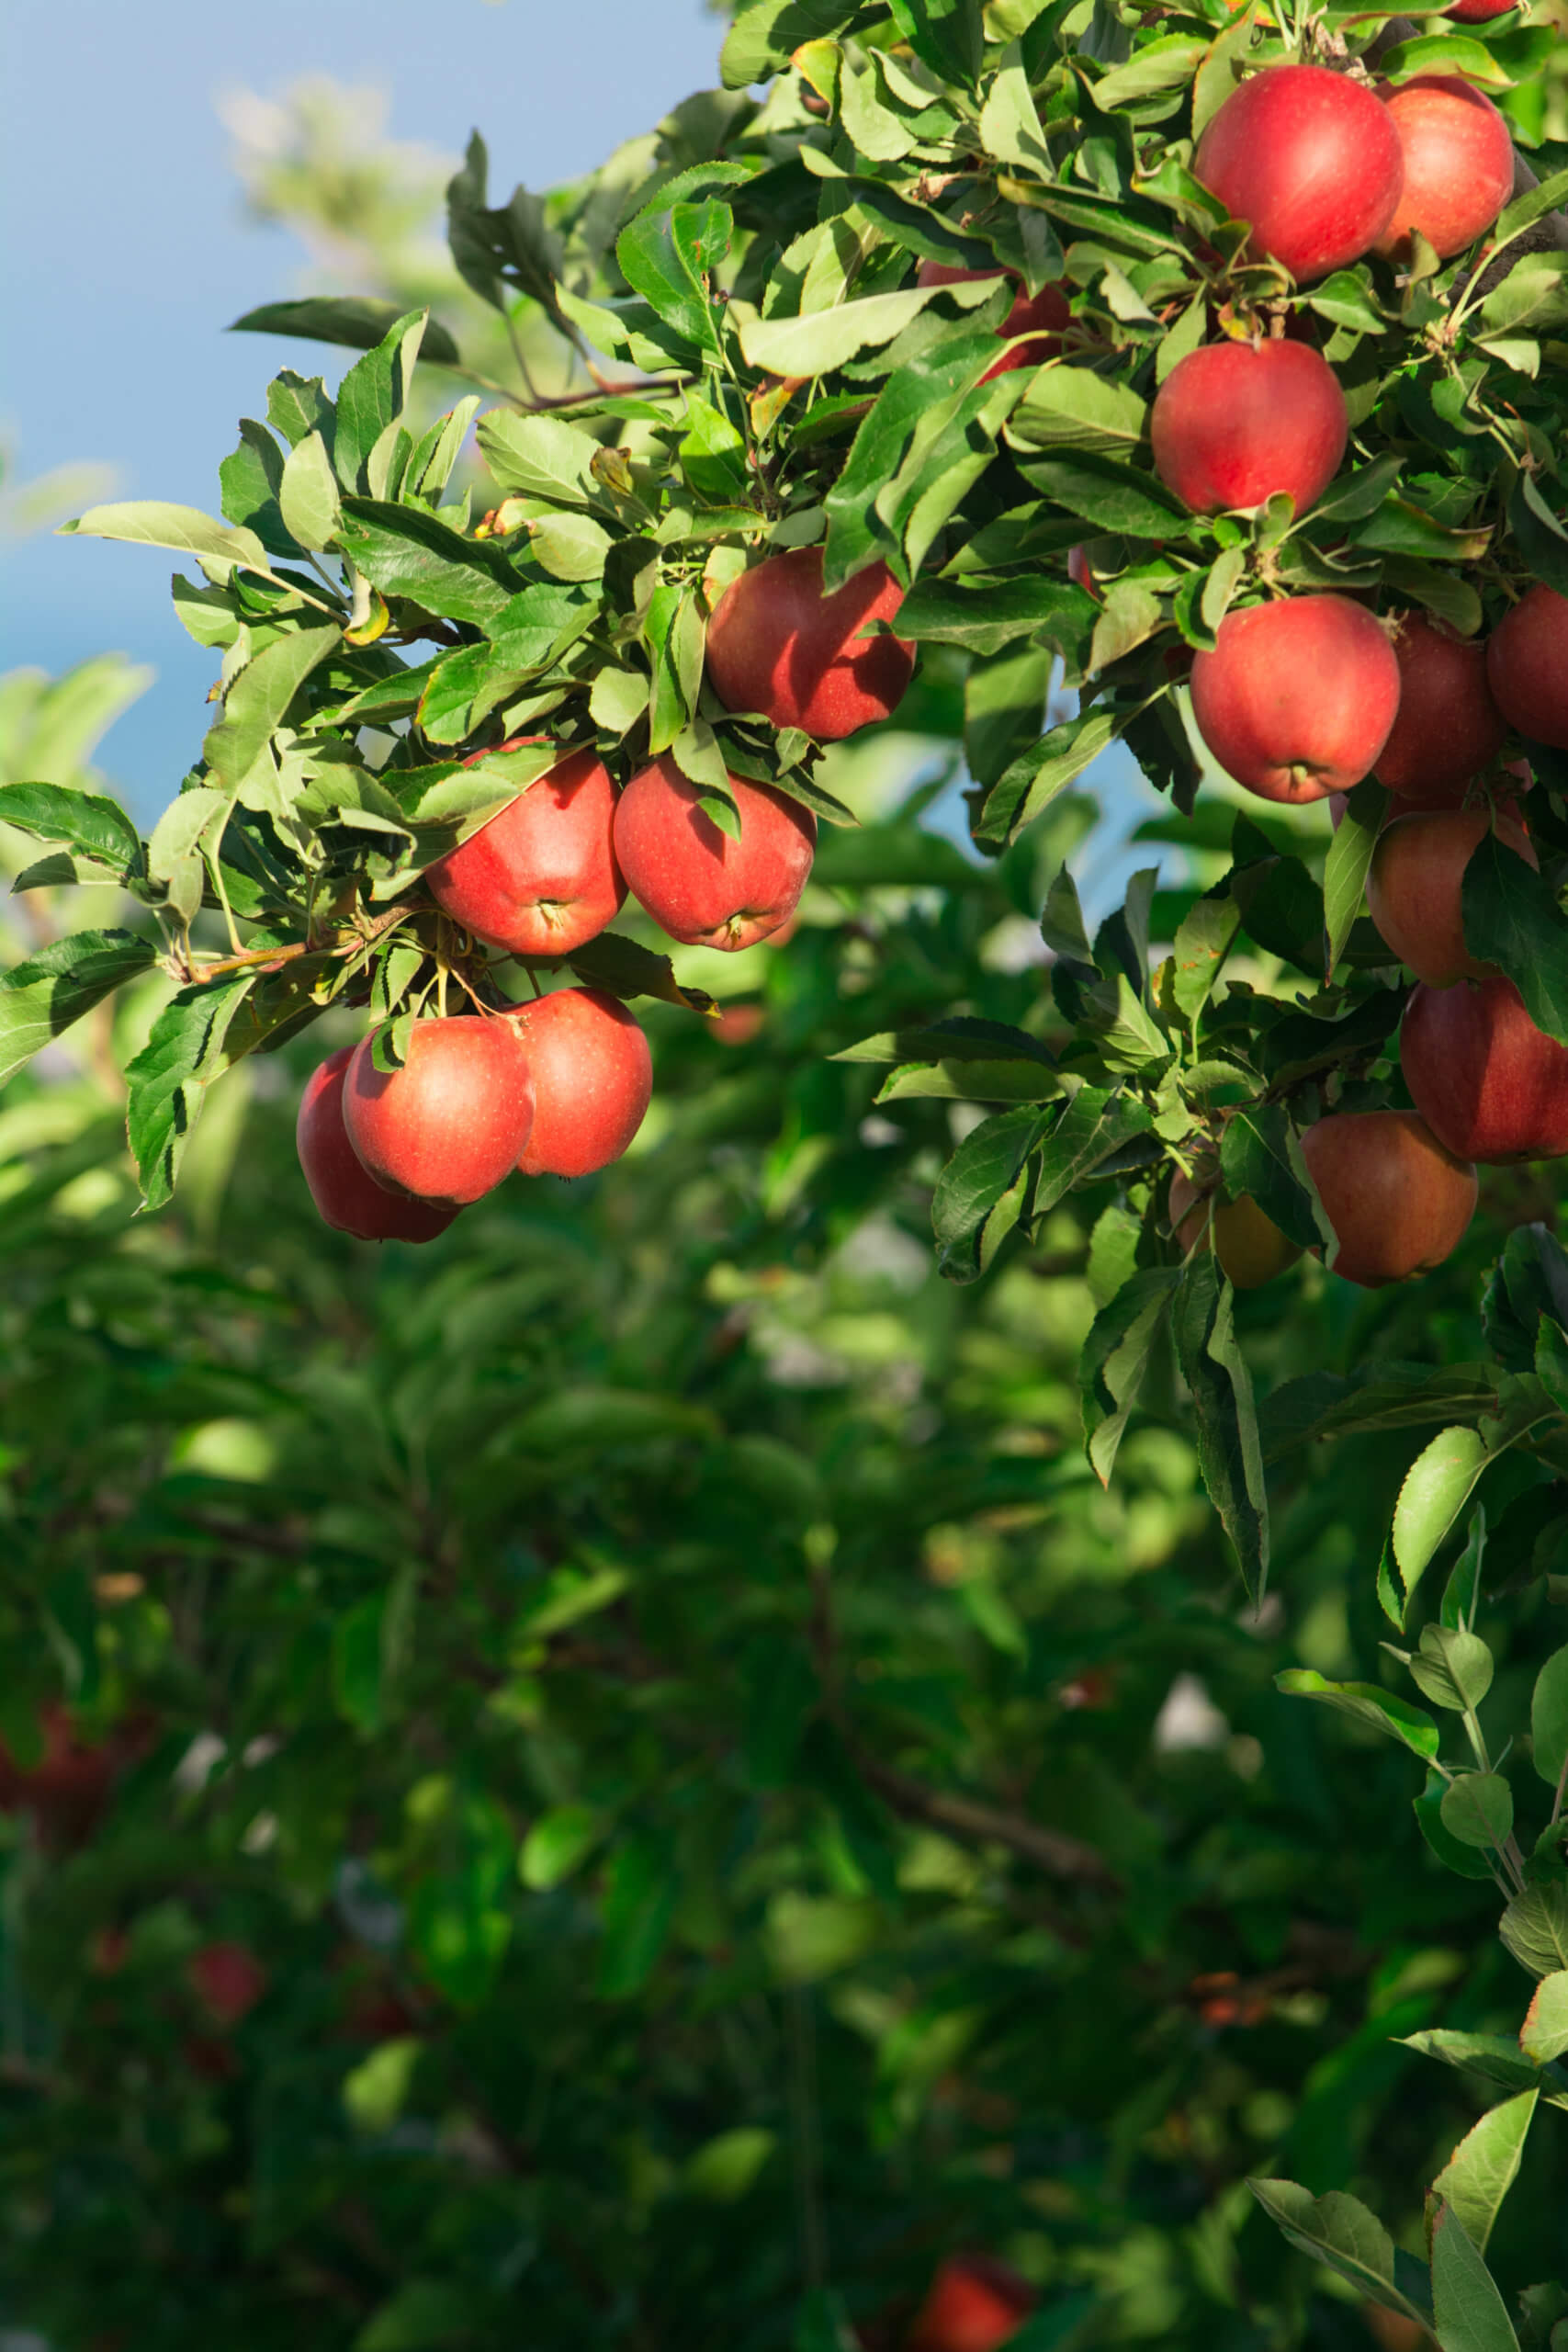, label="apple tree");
[6,0,1568,2344]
